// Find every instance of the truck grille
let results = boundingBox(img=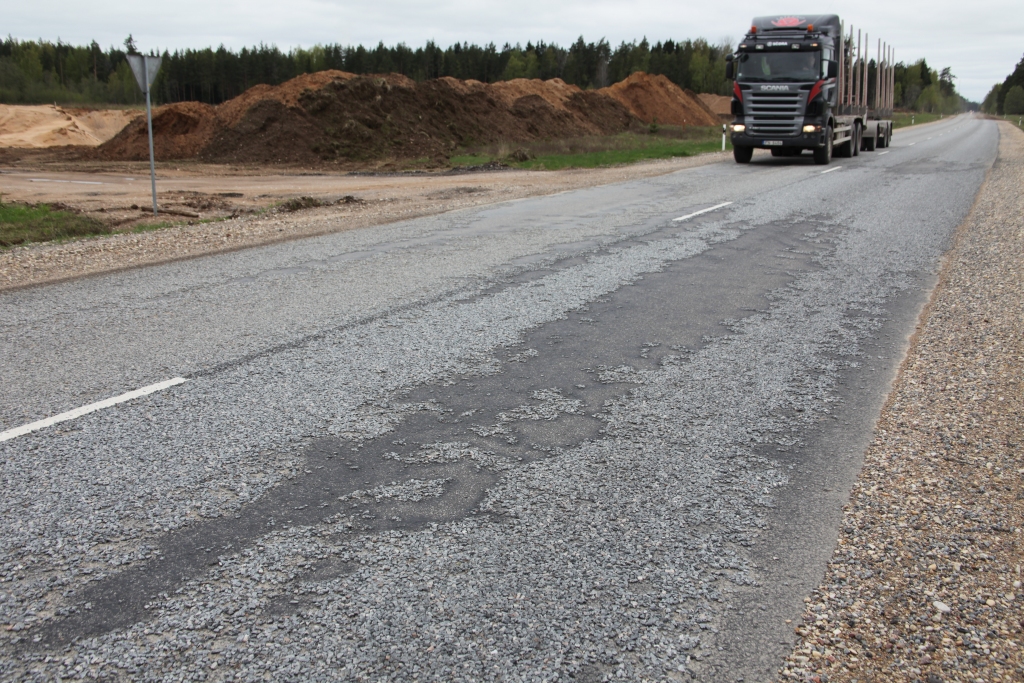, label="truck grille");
[746,91,806,137]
